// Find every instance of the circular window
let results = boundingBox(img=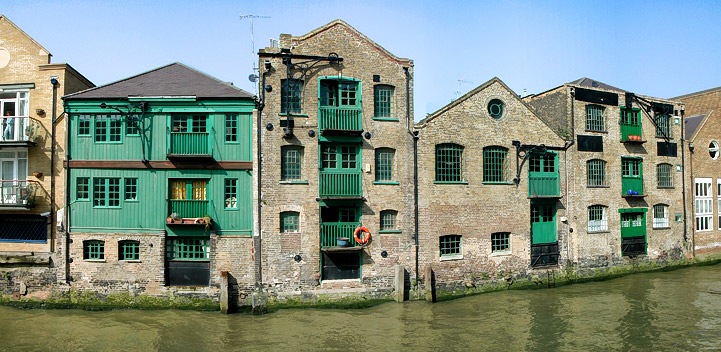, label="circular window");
[487,99,505,119]
[710,141,719,160]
